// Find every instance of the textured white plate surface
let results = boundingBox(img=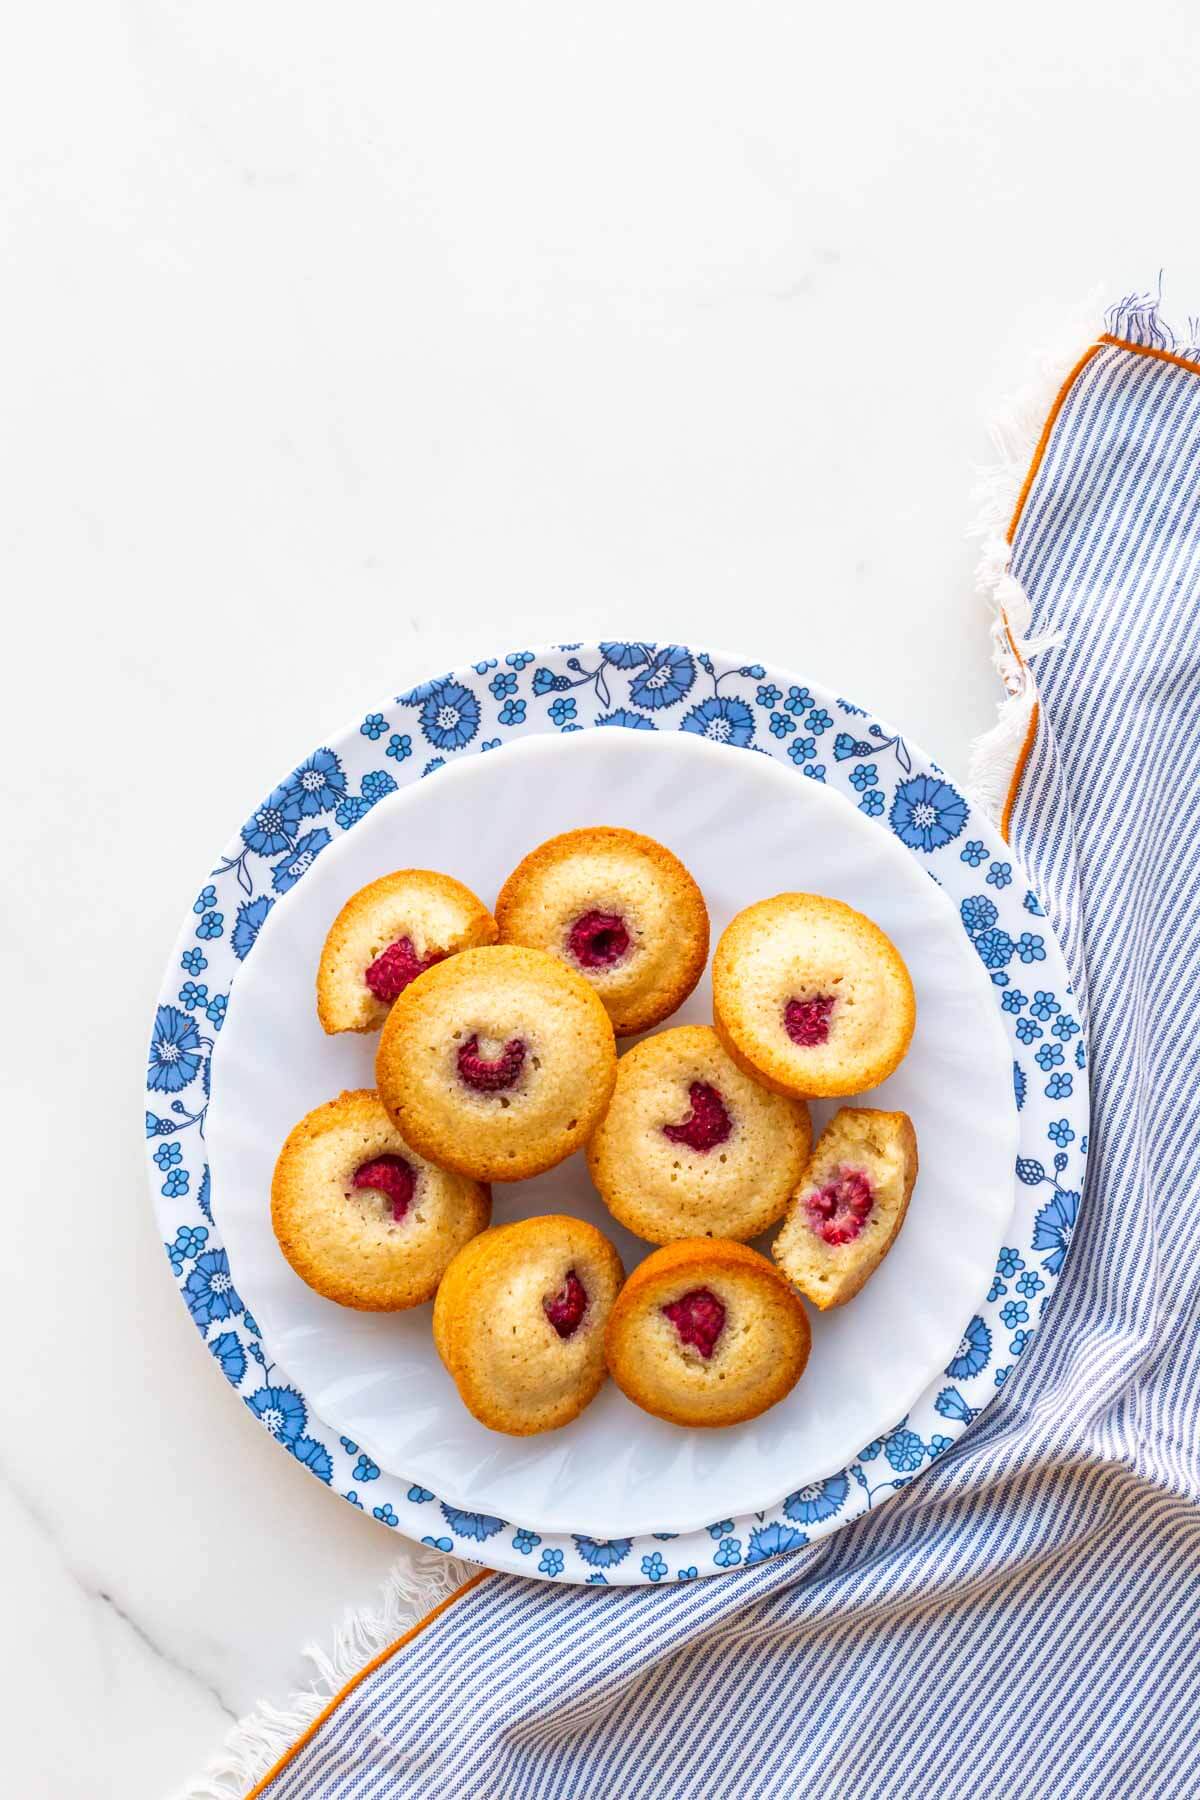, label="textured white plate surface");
[209,729,1017,1537]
